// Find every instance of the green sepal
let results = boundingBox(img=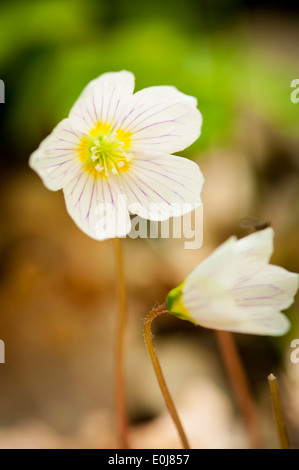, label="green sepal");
[166,282,197,325]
